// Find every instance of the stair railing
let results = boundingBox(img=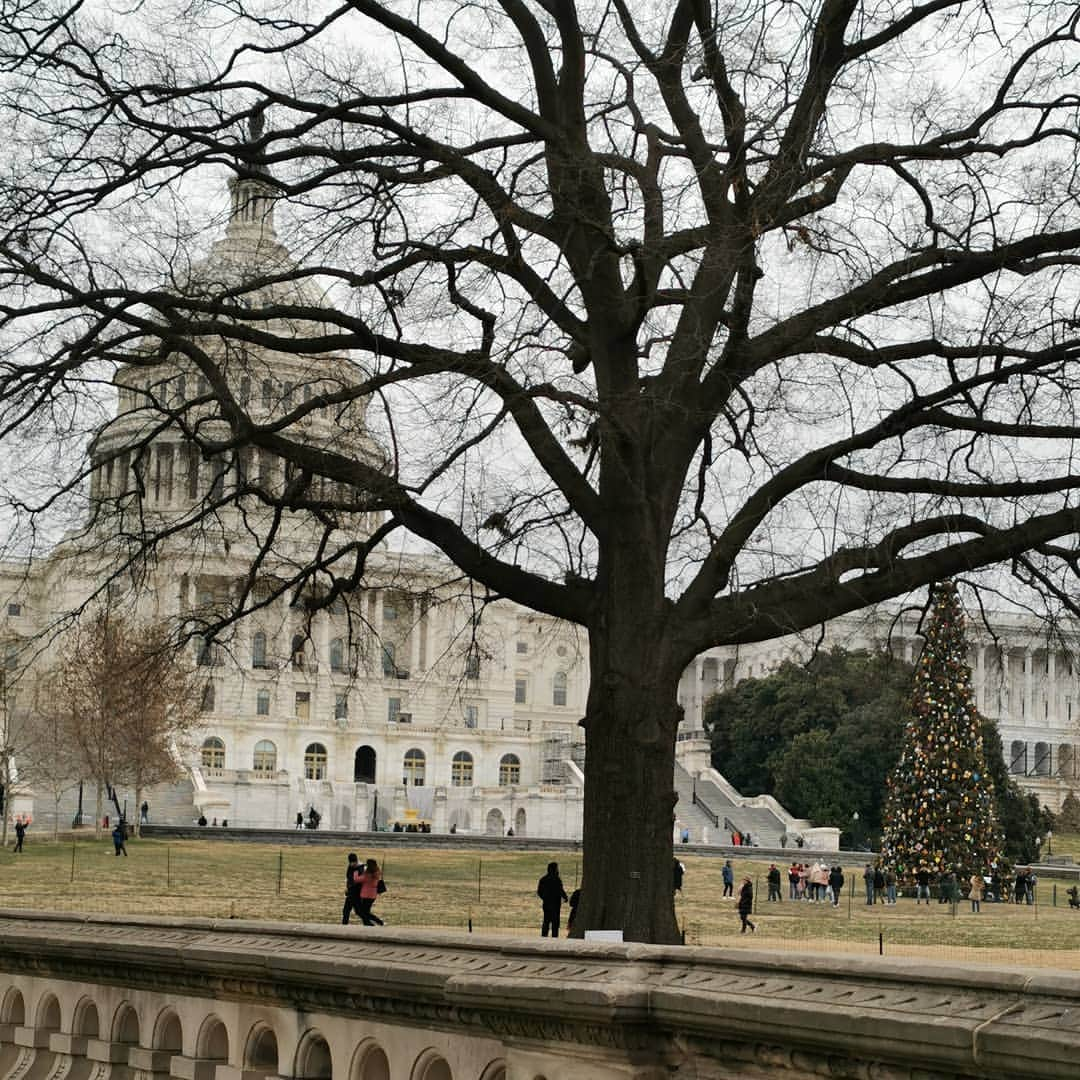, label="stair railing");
[692,787,719,828]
